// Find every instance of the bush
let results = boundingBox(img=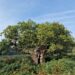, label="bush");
[0,55,75,75]
[38,58,75,75]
